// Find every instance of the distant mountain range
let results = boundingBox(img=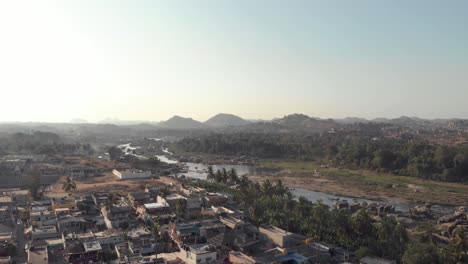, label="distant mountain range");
[3,114,468,134]
[98,118,160,126]
[158,116,207,130]
[204,113,250,127]
[271,114,337,133]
